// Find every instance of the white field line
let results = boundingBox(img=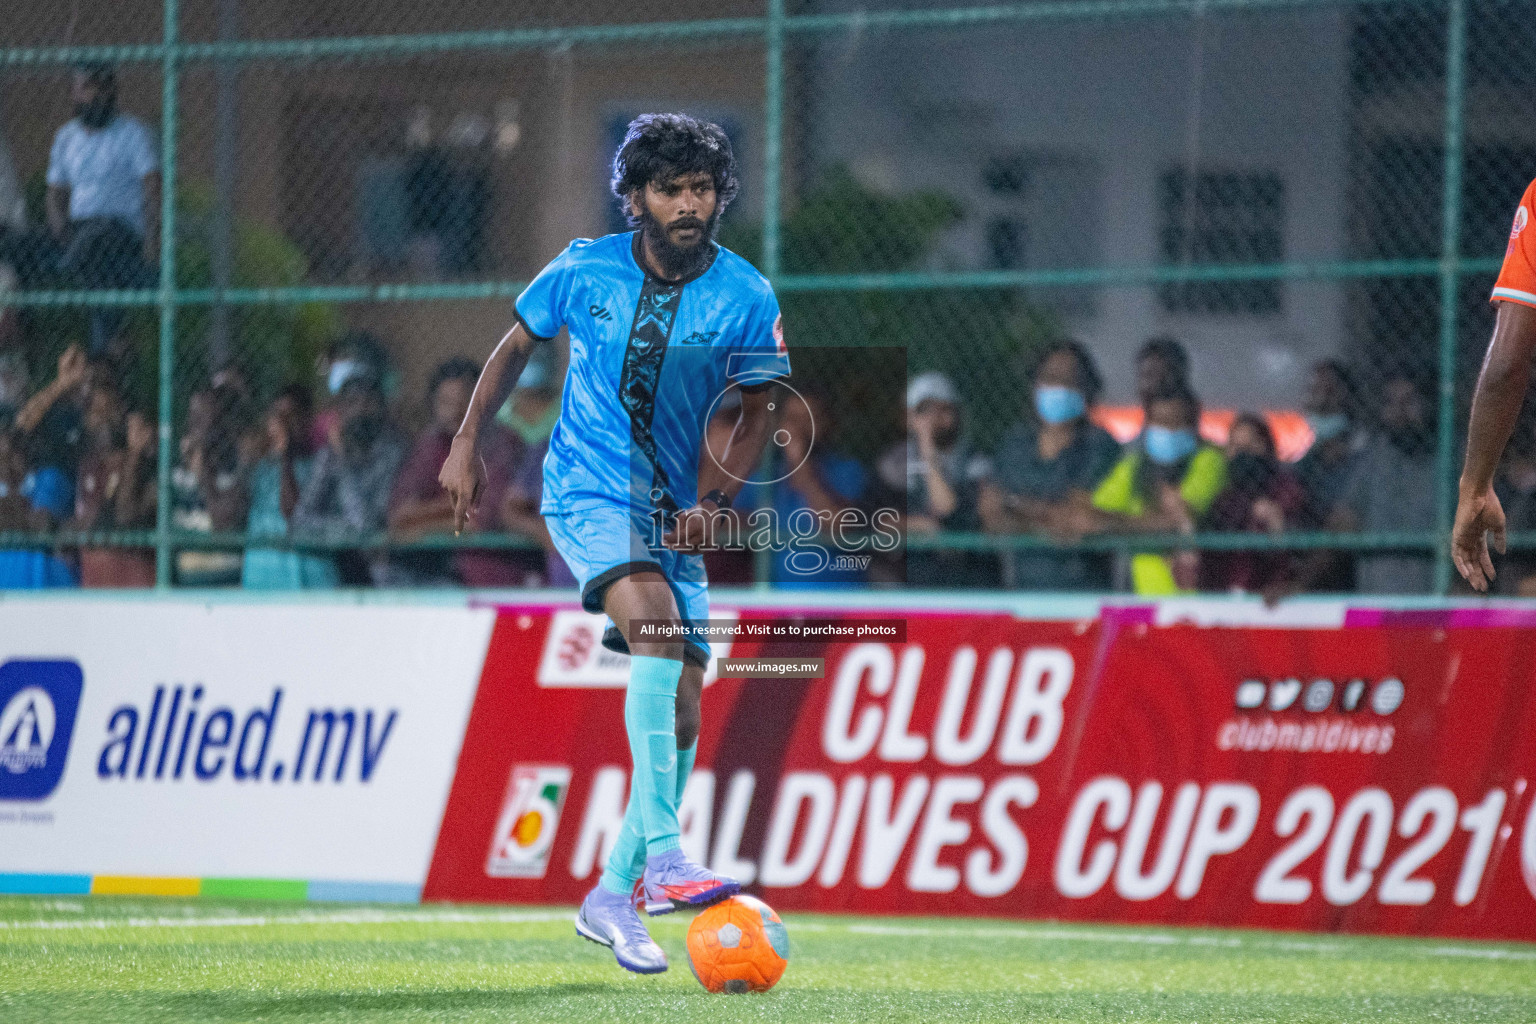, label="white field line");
[0,909,572,932]
[2,908,1533,962]
[840,922,1536,961]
